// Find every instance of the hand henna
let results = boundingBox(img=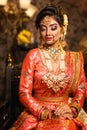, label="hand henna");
[53,104,74,119]
[71,107,78,118]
